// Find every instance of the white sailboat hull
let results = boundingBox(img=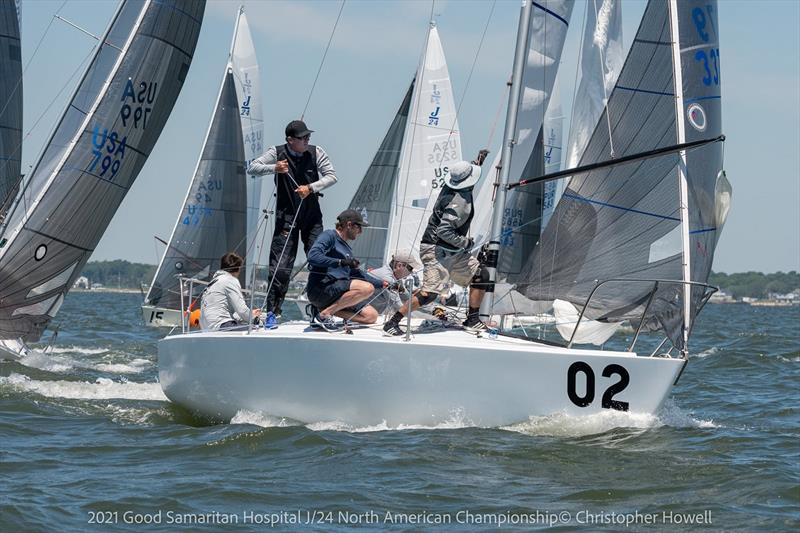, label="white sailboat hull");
[158,323,685,427]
